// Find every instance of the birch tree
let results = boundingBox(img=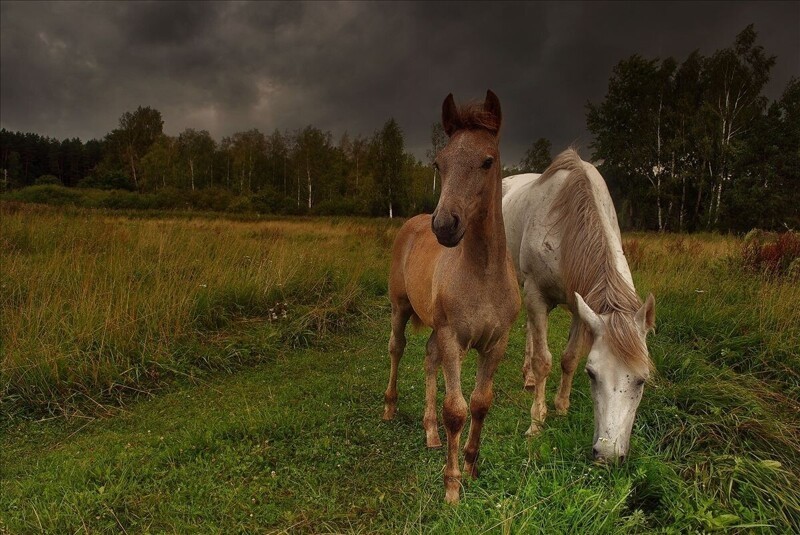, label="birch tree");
[371,118,406,218]
[116,106,163,190]
[587,55,676,231]
[177,129,215,191]
[425,123,446,194]
[700,24,775,226]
